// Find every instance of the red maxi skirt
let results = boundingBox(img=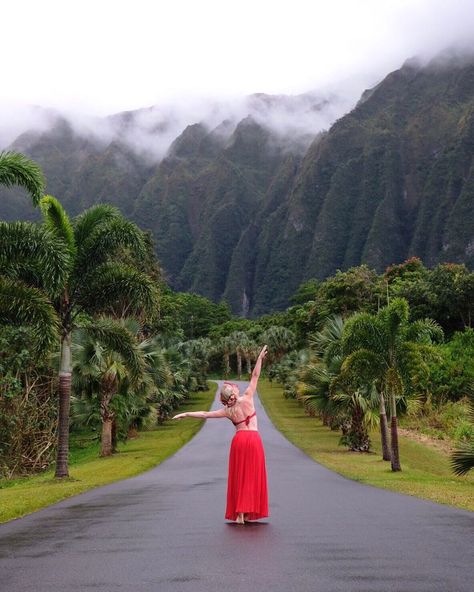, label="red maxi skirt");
[225,430,269,521]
